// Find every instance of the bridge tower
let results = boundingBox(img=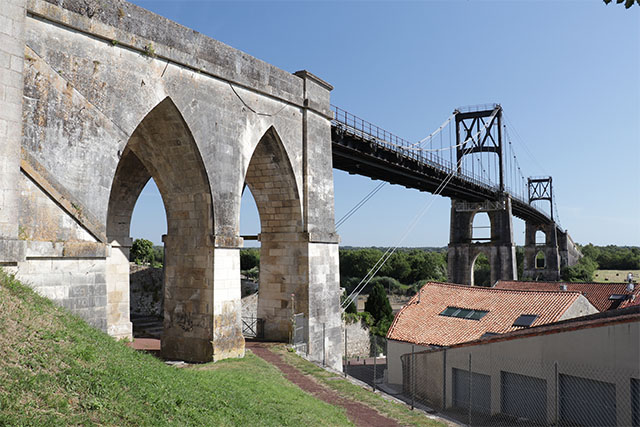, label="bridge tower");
[448,106,517,285]
[448,198,518,285]
[522,177,561,280]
